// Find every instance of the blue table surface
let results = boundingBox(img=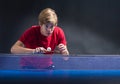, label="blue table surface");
[1,54,120,84]
[1,54,120,70]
